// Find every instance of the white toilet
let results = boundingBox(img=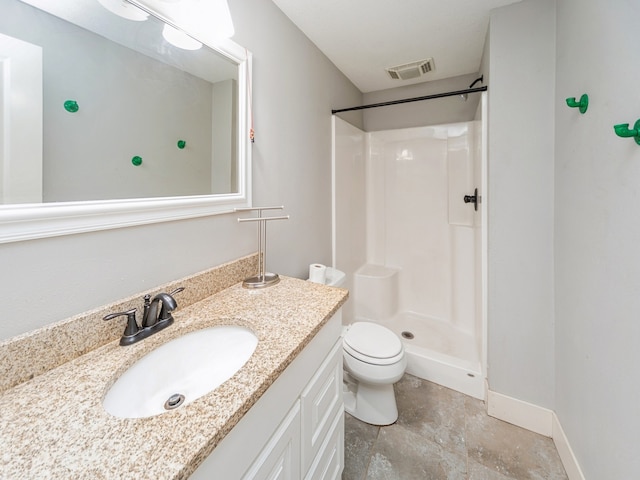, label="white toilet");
[342,321,407,425]
[307,265,407,425]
